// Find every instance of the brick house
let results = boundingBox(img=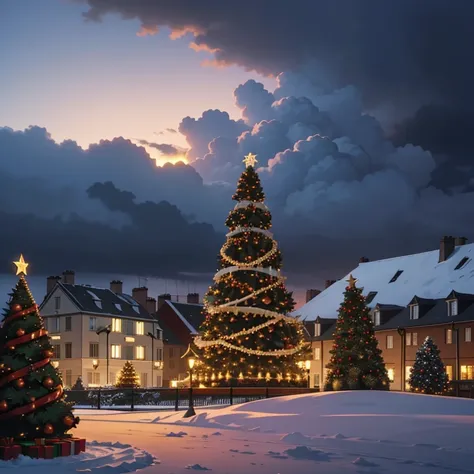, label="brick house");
[299,236,474,390]
[153,293,205,387]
